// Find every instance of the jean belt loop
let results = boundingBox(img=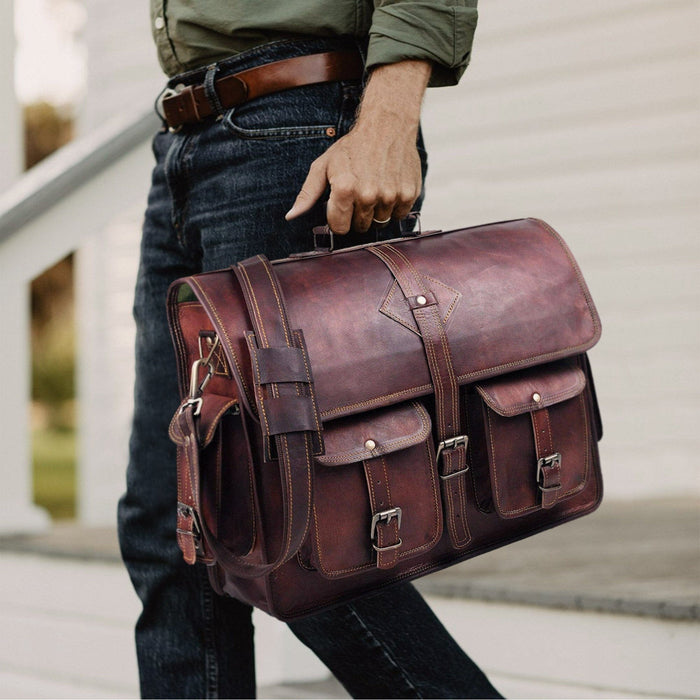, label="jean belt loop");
[203,63,225,120]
